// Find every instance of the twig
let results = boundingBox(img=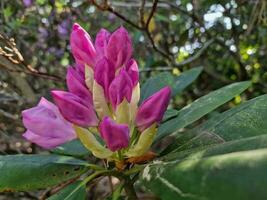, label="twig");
[0,33,63,82]
[91,0,142,30]
[91,0,172,61]
[139,0,146,27]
